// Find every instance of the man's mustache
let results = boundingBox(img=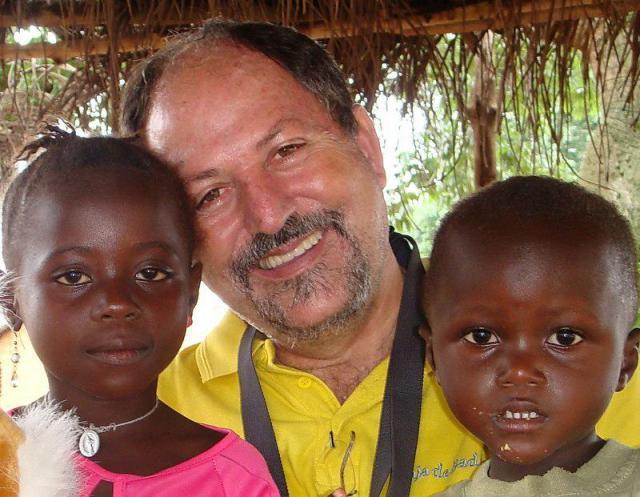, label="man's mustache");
[231,210,347,284]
